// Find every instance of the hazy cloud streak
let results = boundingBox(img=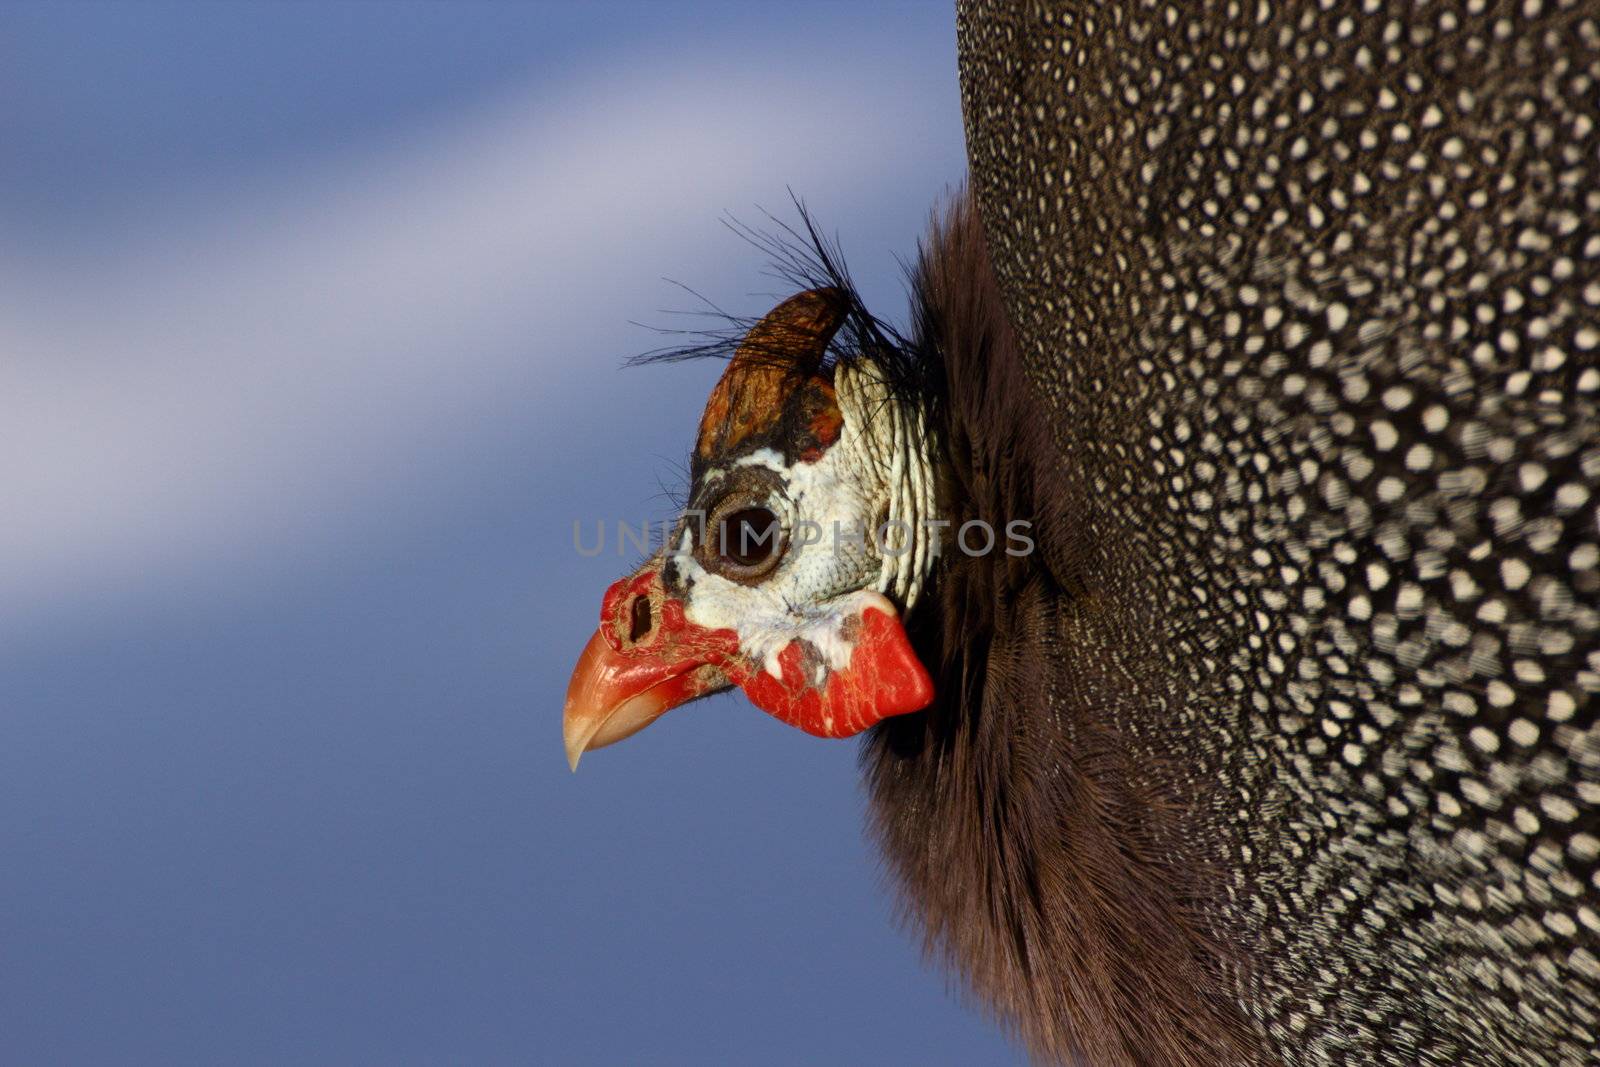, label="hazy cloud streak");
[0,54,953,626]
